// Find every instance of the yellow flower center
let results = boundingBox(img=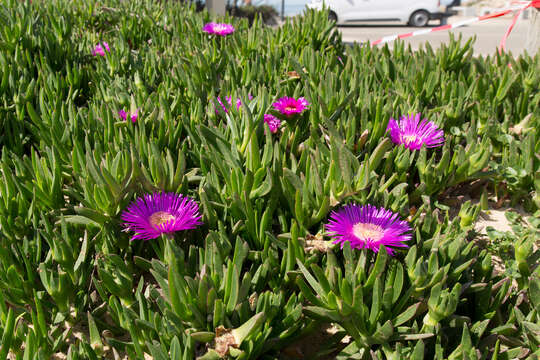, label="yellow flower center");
[352,222,384,241]
[149,211,175,228]
[285,106,296,111]
[403,134,418,144]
